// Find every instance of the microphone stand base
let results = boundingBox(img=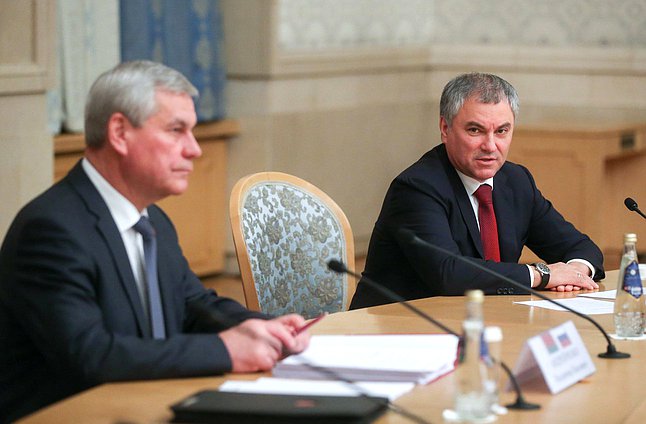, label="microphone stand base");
[505,398,540,411]
[598,351,630,359]
[598,344,631,359]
